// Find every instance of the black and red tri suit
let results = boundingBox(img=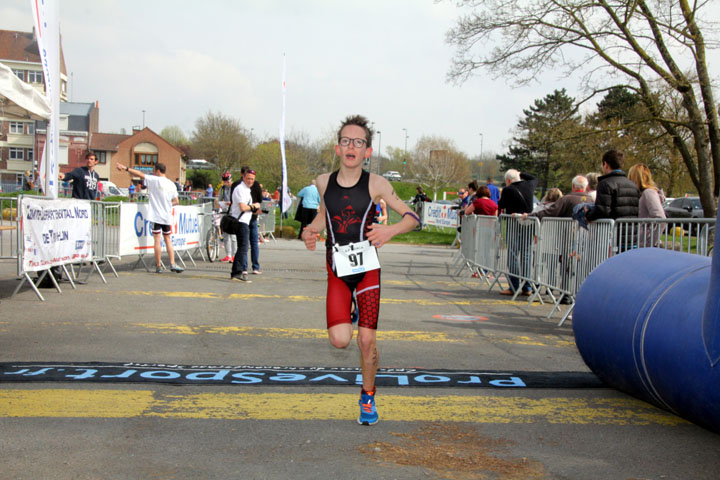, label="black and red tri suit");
[323,170,380,329]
